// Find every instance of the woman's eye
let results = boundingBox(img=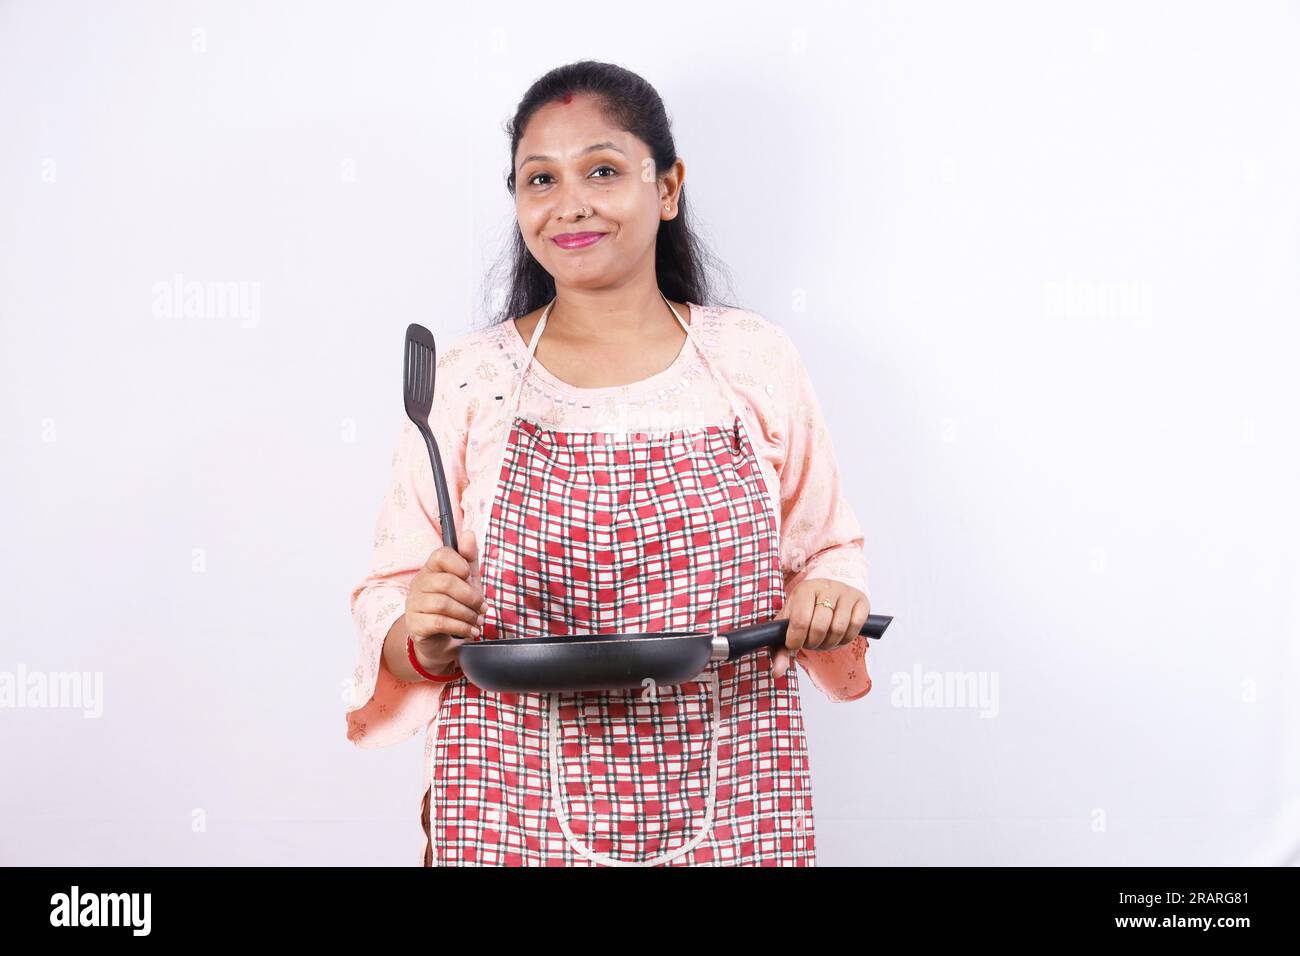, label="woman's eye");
[528,165,618,187]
